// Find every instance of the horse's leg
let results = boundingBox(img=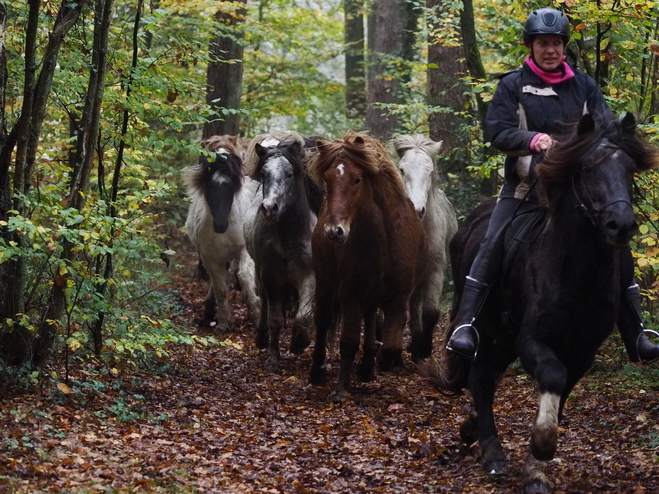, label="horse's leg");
[521,454,551,494]
[407,285,424,361]
[411,272,443,362]
[236,249,261,328]
[358,305,378,382]
[262,280,285,371]
[519,339,567,462]
[333,302,363,402]
[309,281,333,386]
[255,277,269,349]
[290,272,314,355]
[201,286,216,326]
[378,299,407,372]
[203,255,231,330]
[470,358,509,476]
